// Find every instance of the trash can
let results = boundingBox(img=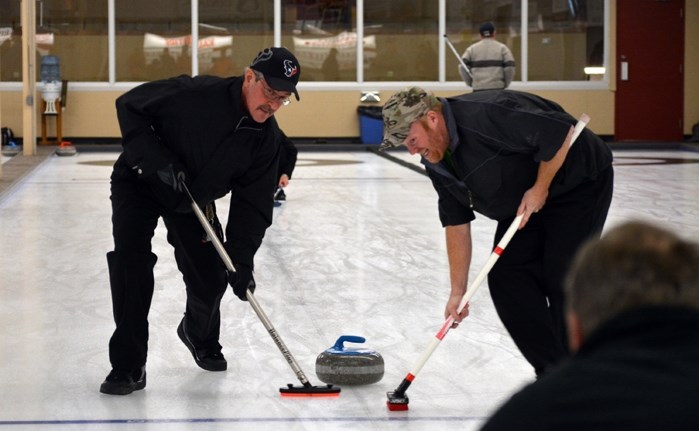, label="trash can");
[357,106,383,144]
